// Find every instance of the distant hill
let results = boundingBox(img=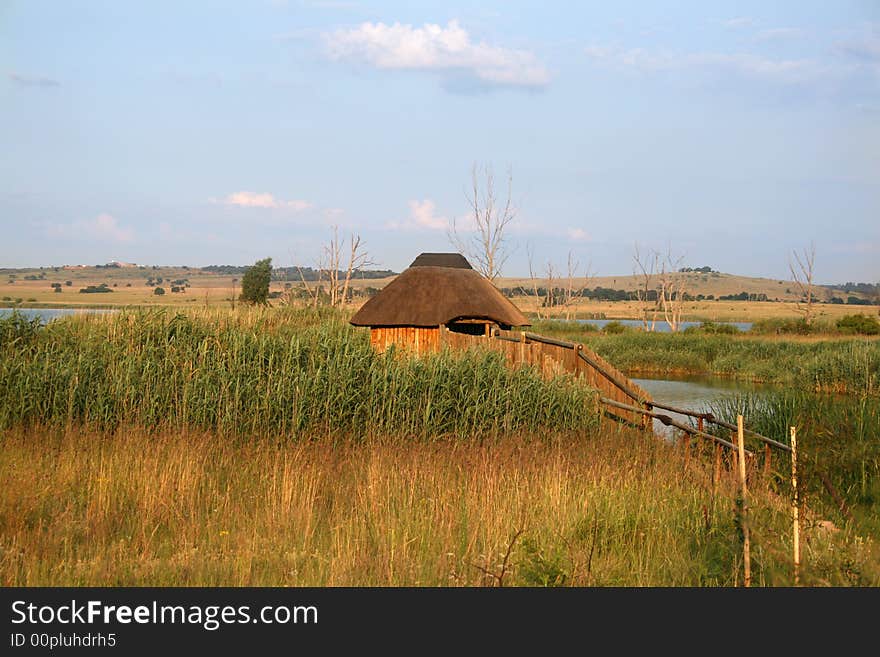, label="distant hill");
[494,271,878,304]
[201,265,398,281]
